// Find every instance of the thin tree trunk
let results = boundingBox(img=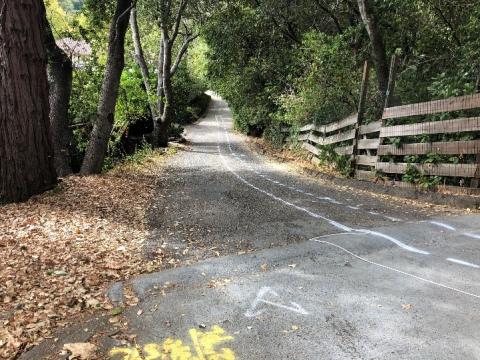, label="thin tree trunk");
[357,0,389,99]
[80,0,133,175]
[154,34,166,147]
[0,0,57,203]
[44,14,74,177]
[157,35,174,147]
[130,7,158,119]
